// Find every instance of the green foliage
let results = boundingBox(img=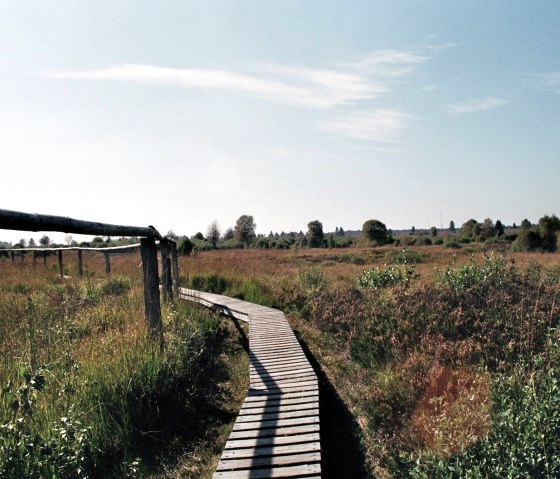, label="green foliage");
[0,370,91,479]
[177,236,194,256]
[306,220,324,248]
[233,215,256,245]
[356,264,415,290]
[362,219,389,245]
[99,276,131,296]
[435,254,509,291]
[189,274,230,294]
[298,267,327,293]
[402,350,560,478]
